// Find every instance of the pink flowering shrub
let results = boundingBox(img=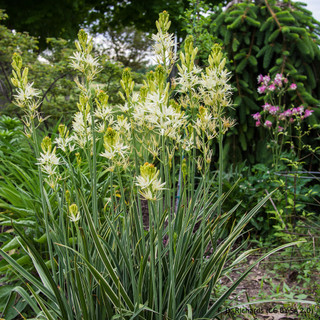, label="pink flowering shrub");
[254,73,313,129]
[253,73,314,169]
